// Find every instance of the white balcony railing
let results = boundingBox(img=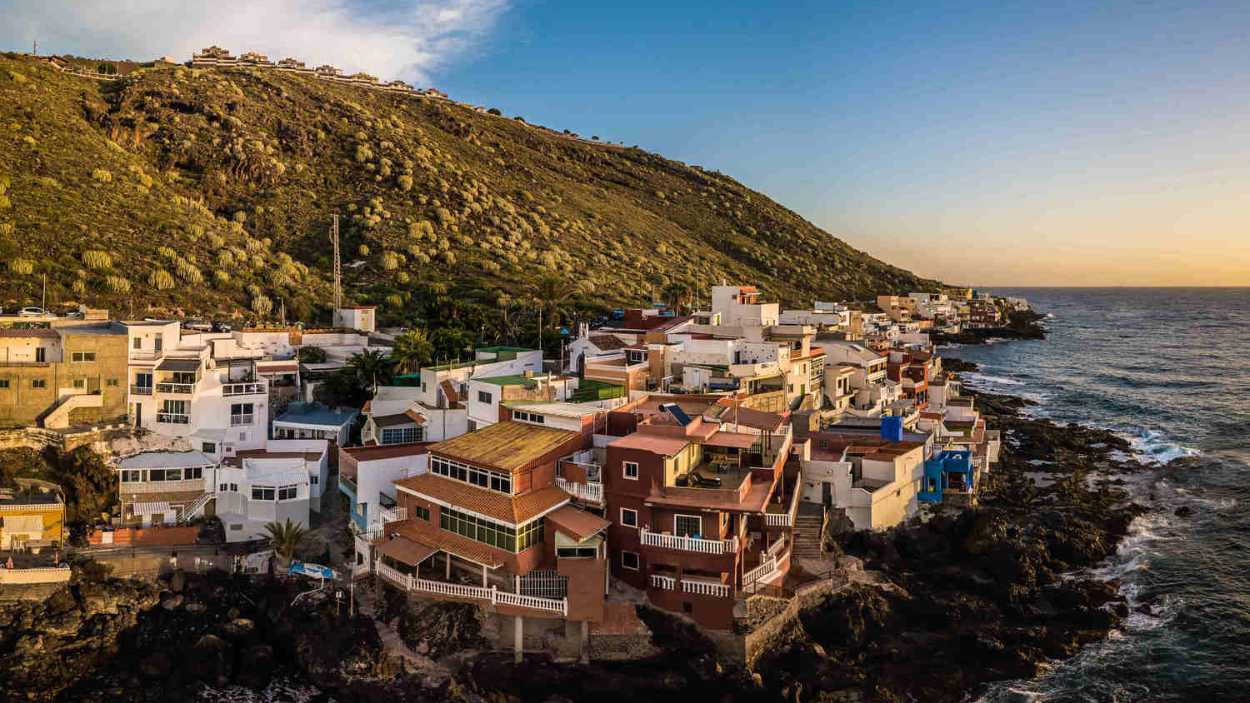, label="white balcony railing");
[555,477,604,504]
[743,556,779,591]
[375,561,567,615]
[223,381,267,396]
[379,506,407,525]
[765,483,803,527]
[649,574,676,590]
[157,412,190,424]
[766,534,788,559]
[681,579,731,598]
[230,414,254,426]
[130,384,153,396]
[156,382,195,394]
[639,528,737,555]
